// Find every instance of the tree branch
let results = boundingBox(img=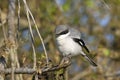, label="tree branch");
[0,62,70,74]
